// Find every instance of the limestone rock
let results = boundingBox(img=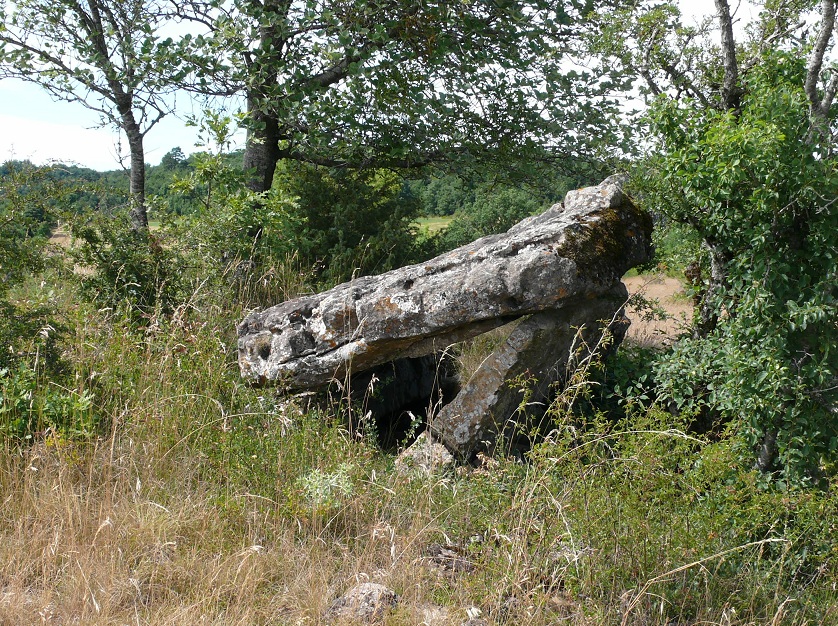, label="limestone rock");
[431,284,629,458]
[423,542,476,573]
[395,432,455,475]
[237,176,652,389]
[324,582,398,623]
[417,605,452,625]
